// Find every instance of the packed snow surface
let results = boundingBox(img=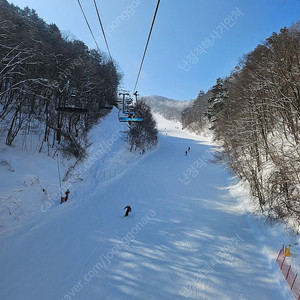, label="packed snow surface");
[0,108,296,300]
